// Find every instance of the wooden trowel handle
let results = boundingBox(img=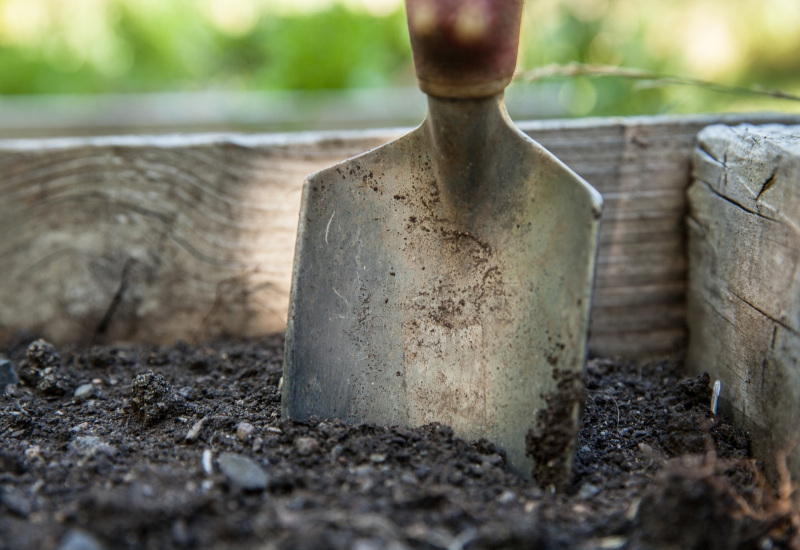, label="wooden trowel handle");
[406,0,523,99]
